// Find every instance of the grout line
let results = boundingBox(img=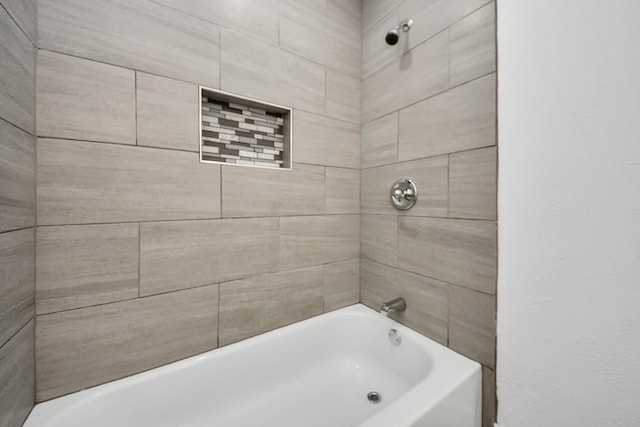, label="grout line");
[0,225,36,236]
[0,2,36,49]
[34,212,493,229]
[360,143,497,170]
[0,115,35,138]
[134,72,138,146]
[0,318,34,352]
[218,26,222,89]
[137,223,141,298]
[363,70,496,124]
[446,154,451,216]
[361,258,497,297]
[216,283,220,349]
